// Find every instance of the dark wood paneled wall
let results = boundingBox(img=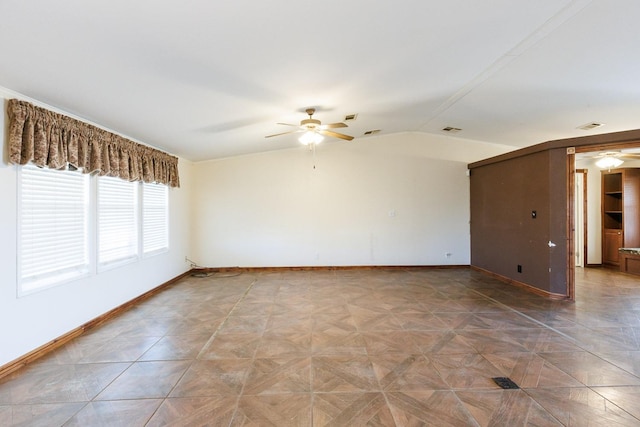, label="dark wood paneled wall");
[470,150,568,295]
[469,128,640,299]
